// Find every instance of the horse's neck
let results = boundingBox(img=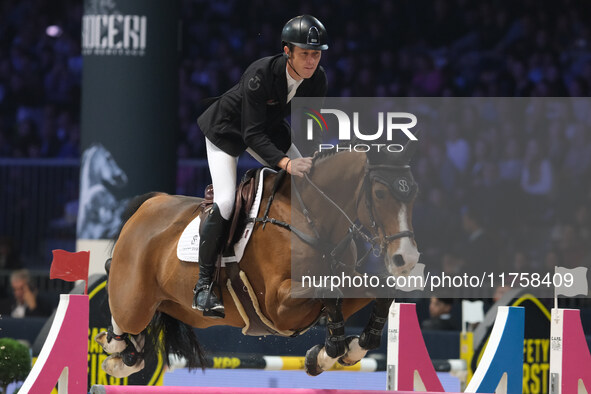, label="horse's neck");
[298,151,366,238]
